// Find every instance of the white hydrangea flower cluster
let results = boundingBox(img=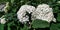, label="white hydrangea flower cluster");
[0,18,6,24]
[0,15,6,24]
[32,4,56,22]
[17,5,35,23]
[17,4,56,23]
